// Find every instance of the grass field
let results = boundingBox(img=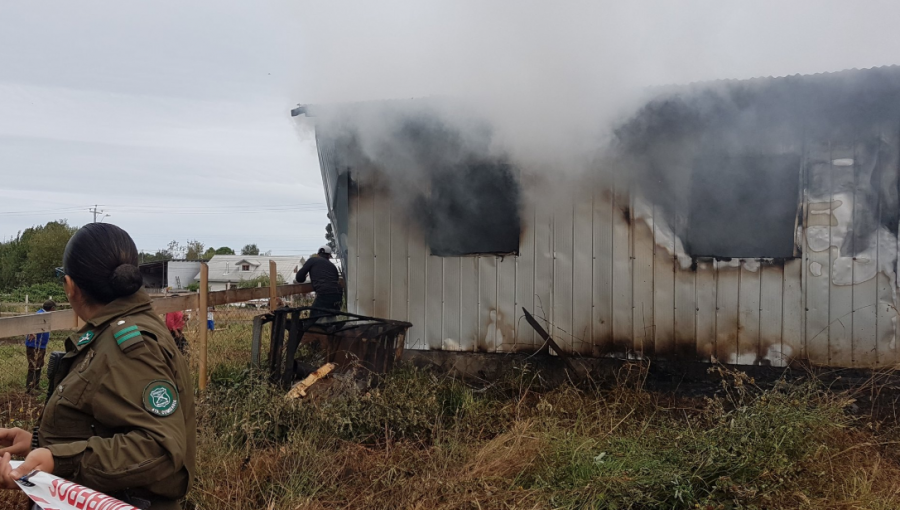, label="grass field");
[3,311,900,509]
